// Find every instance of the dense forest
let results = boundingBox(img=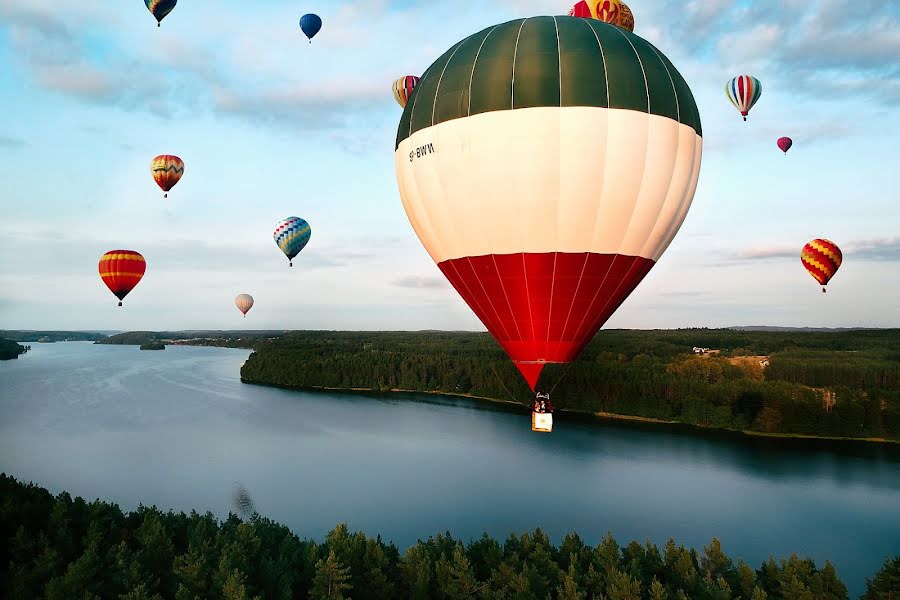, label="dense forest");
[240,329,900,442]
[2,475,897,599]
[0,338,28,360]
